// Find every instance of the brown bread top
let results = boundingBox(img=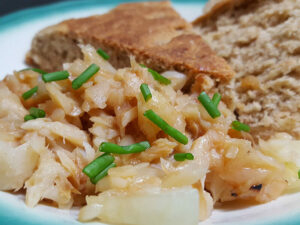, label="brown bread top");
[26,1,234,82]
